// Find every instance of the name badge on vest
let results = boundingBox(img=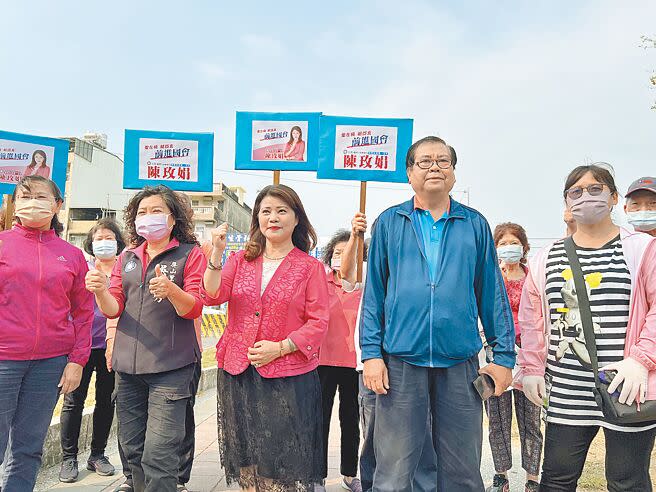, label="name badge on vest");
[125,260,137,273]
